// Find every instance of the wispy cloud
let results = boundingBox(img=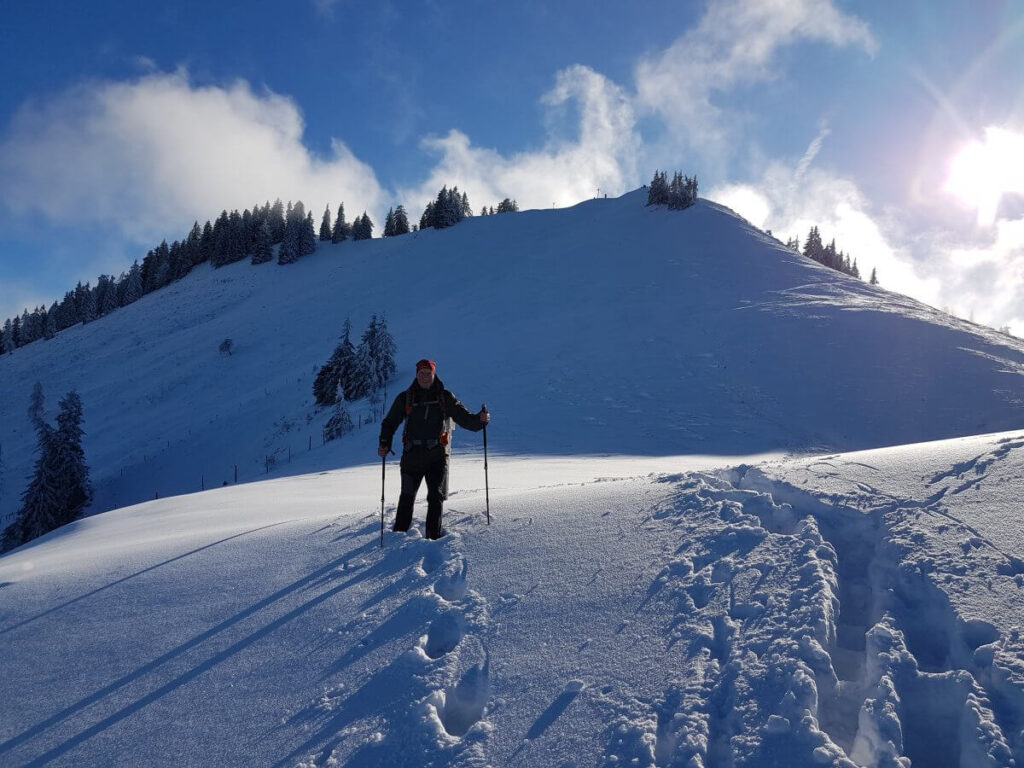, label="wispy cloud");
[634,0,876,166]
[0,69,385,245]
